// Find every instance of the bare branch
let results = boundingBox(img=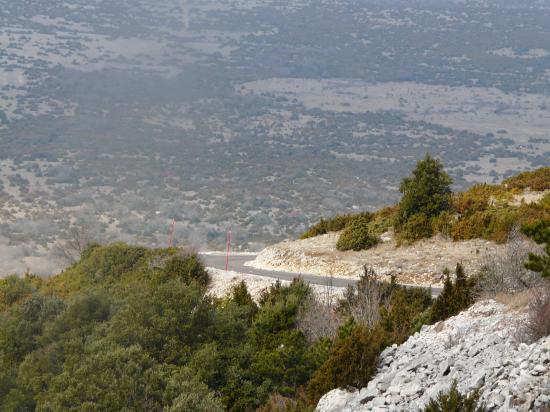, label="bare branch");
[477,226,543,296]
[348,266,382,328]
[297,292,342,343]
[52,225,92,265]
